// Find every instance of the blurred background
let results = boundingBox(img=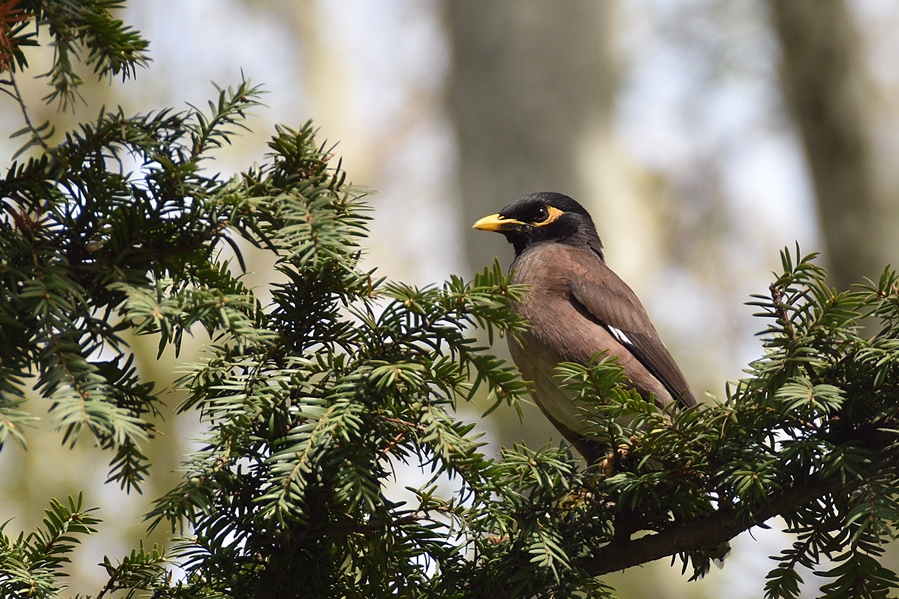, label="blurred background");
[2,1,899,596]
